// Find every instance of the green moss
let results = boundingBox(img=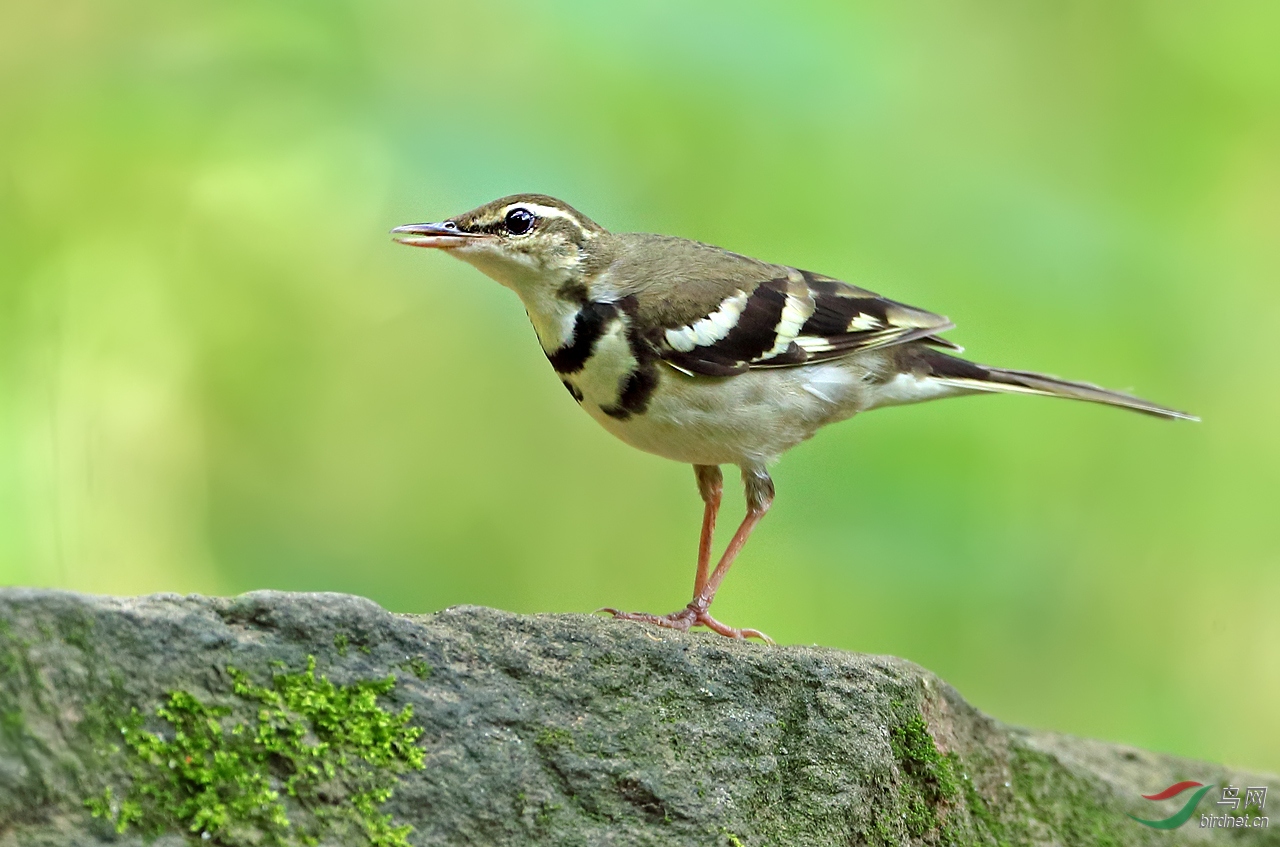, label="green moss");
[0,624,44,721]
[953,741,1134,847]
[958,764,1011,847]
[1004,744,1121,847]
[888,713,960,838]
[0,709,22,733]
[398,657,432,680]
[0,644,18,686]
[0,704,21,748]
[57,614,96,653]
[85,656,424,847]
[892,716,960,800]
[533,800,561,827]
[534,727,575,751]
[333,632,372,657]
[0,621,28,679]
